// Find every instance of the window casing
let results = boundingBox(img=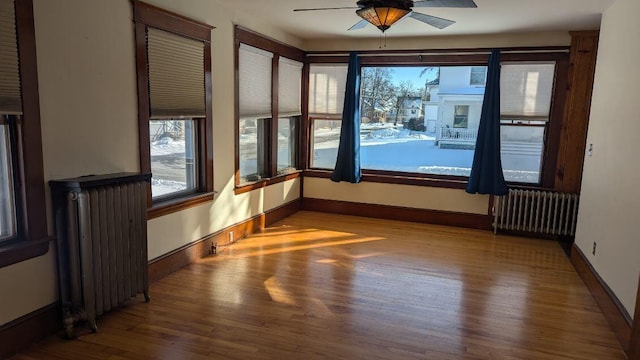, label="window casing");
[133,1,214,217]
[0,0,49,267]
[235,27,305,192]
[306,51,568,189]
